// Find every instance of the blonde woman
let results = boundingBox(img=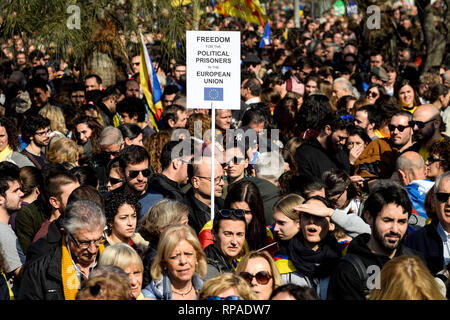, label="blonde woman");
[138,199,190,288]
[142,224,207,300]
[98,243,148,300]
[46,137,83,166]
[199,272,257,300]
[39,105,68,145]
[235,250,283,300]
[367,255,446,300]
